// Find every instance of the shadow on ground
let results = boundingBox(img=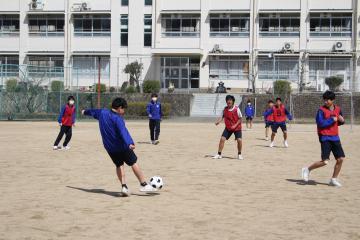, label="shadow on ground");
[66,186,159,197]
